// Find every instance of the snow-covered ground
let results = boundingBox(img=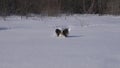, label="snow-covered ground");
[0,15,120,68]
